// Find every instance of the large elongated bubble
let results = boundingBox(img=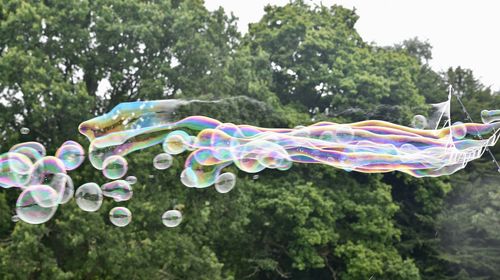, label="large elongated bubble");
[77,99,500,190]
